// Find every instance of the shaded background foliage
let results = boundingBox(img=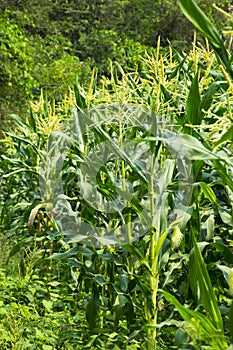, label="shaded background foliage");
[0,0,231,121]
